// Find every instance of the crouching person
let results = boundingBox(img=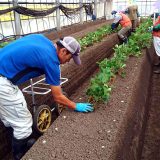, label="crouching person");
[111,10,132,44]
[0,34,94,160]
